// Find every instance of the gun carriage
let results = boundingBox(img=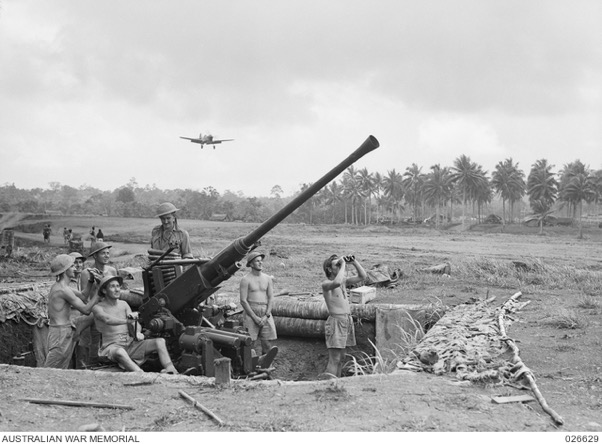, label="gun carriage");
[136,136,379,377]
